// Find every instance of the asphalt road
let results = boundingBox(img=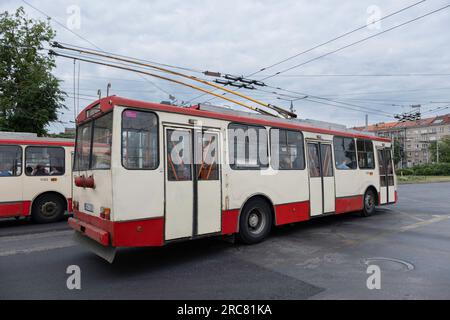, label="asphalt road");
[1,183,449,300]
